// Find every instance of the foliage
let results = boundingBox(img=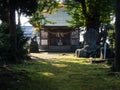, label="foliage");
[112,0,120,72]
[29,0,59,32]
[15,0,38,16]
[15,26,29,62]
[15,0,38,25]
[0,23,28,65]
[67,11,84,28]
[0,0,38,23]
[66,0,115,30]
[0,23,10,47]
[66,2,85,28]
[108,29,115,48]
[0,0,38,63]
[0,23,11,65]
